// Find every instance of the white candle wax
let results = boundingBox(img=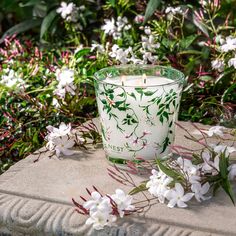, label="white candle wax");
[105,75,174,86]
[96,75,182,161]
